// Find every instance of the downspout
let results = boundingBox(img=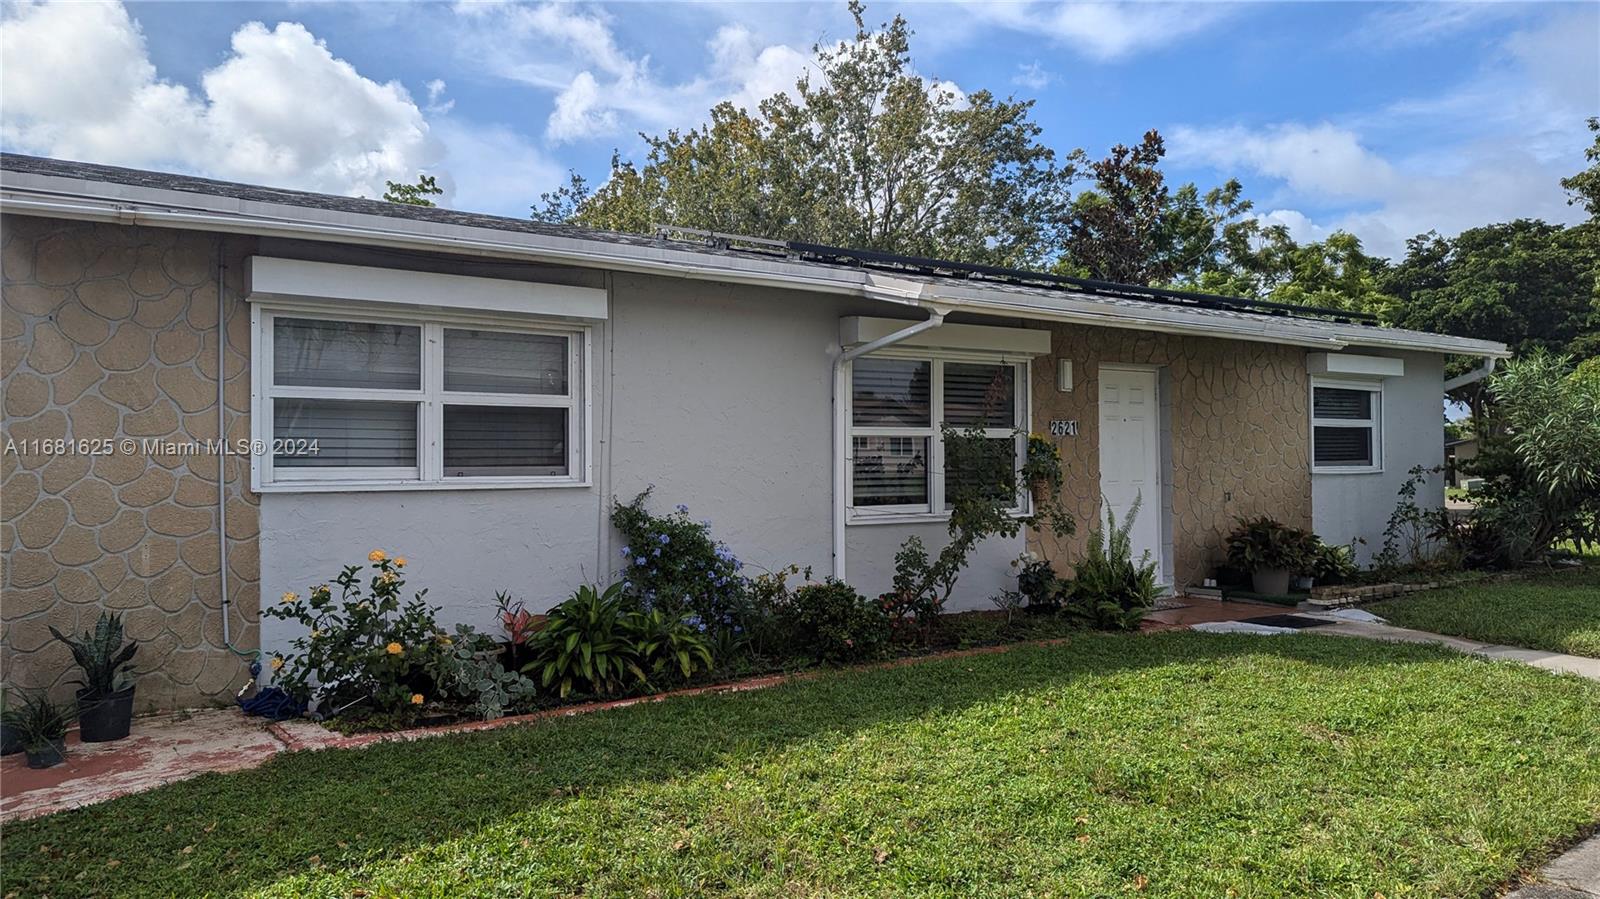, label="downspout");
[1443,355,1498,393]
[215,247,252,665]
[831,309,947,583]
